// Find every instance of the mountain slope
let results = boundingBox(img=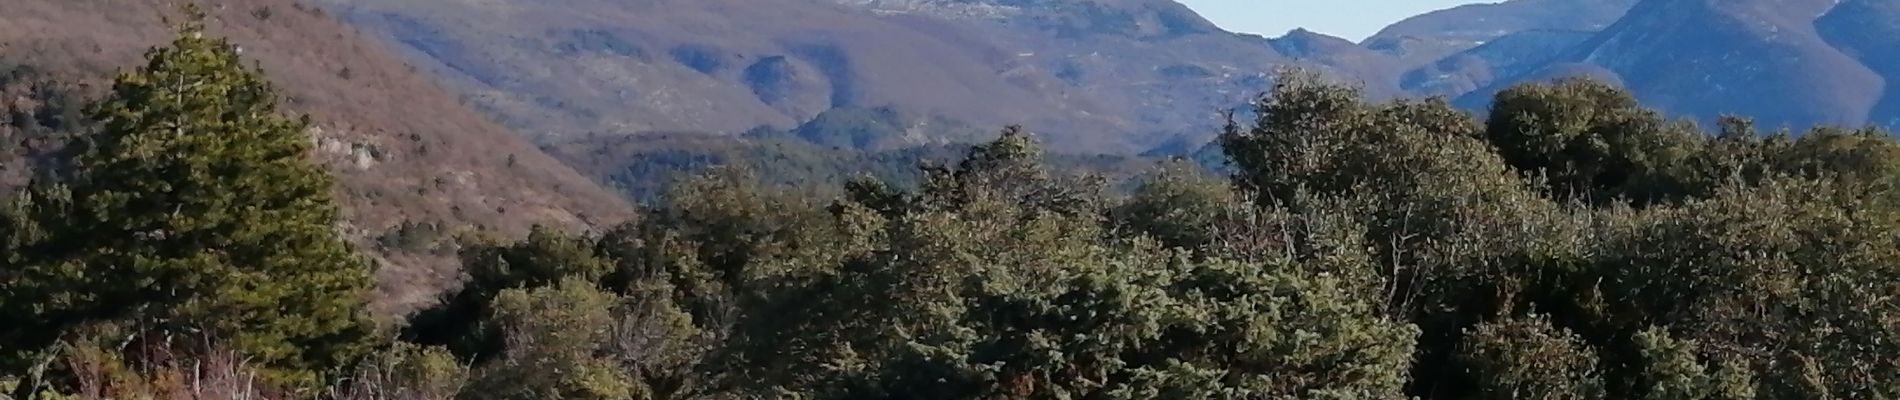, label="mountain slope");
[335,0,1096,138]
[1818,0,1900,127]
[1461,0,1889,129]
[316,0,1318,153]
[320,0,1117,151]
[1269,29,1406,96]
[1400,29,1596,97]
[312,0,1900,161]
[1363,0,1637,69]
[0,0,634,313]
